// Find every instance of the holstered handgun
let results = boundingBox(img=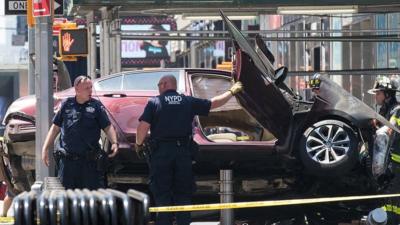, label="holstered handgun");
[189,138,199,161]
[137,138,157,164]
[144,138,158,155]
[53,148,66,171]
[93,150,108,172]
